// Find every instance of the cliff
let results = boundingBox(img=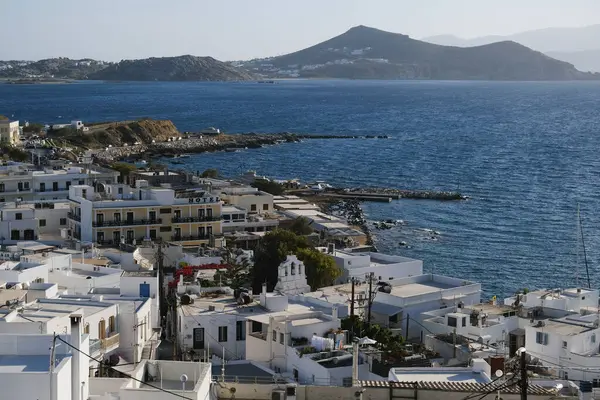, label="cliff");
[241,25,598,80]
[48,119,180,149]
[88,55,256,81]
